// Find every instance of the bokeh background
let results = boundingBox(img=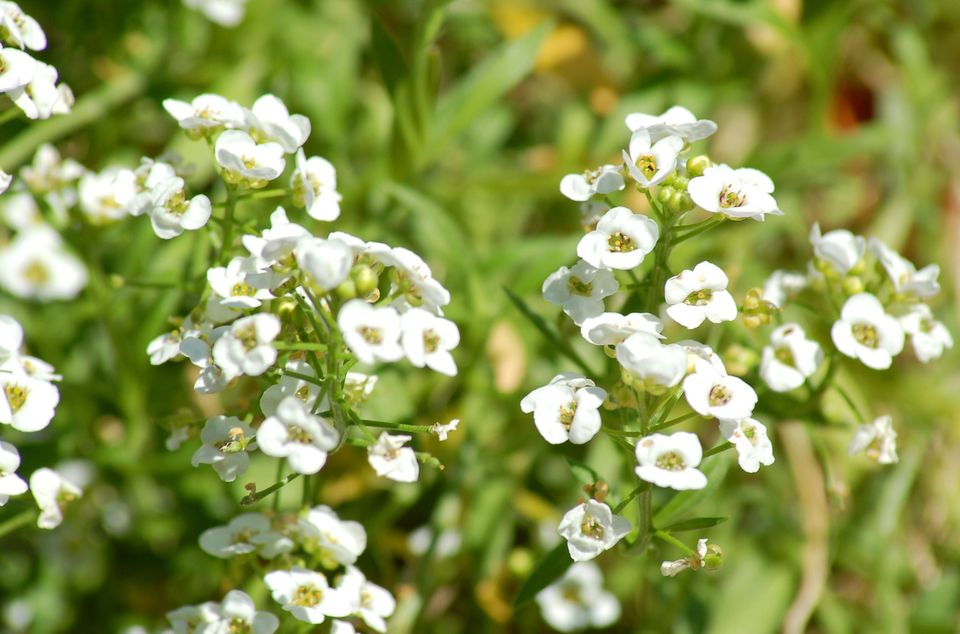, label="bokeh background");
[1,0,958,632]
